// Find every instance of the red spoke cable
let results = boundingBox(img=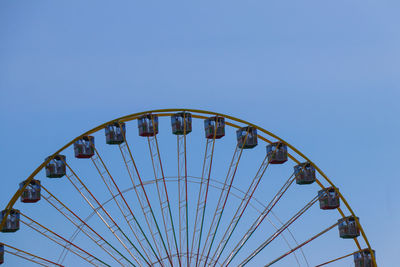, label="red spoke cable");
[211,154,271,265]
[148,134,180,266]
[63,161,140,266]
[92,147,154,265]
[40,185,128,266]
[238,196,319,266]
[223,173,296,266]
[3,242,64,267]
[200,147,241,266]
[314,250,361,267]
[19,213,110,266]
[192,137,216,267]
[119,122,171,266]
[264,222,339,266]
